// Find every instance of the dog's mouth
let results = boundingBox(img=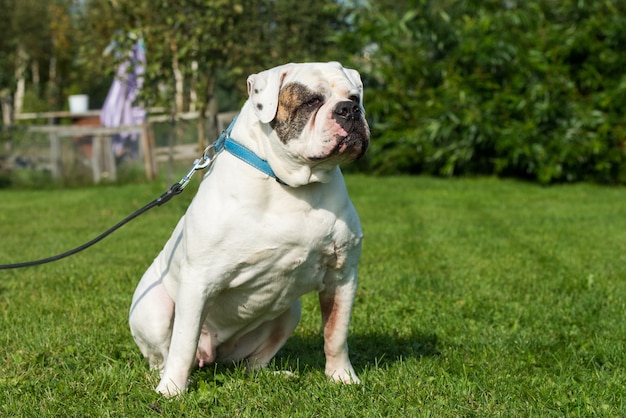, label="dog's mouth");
[309,124,370,162]
[337,129,370,159]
